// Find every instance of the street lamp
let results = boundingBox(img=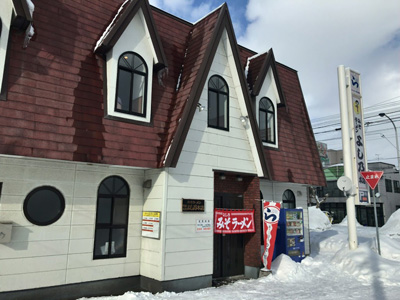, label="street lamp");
[379,113,400,170]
